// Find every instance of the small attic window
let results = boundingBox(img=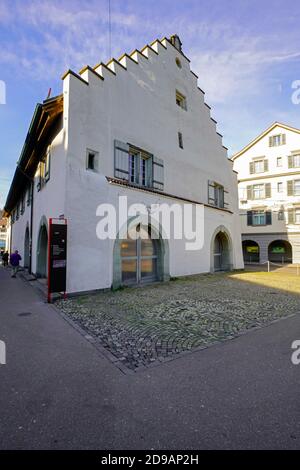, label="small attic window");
[175,57,182,68]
